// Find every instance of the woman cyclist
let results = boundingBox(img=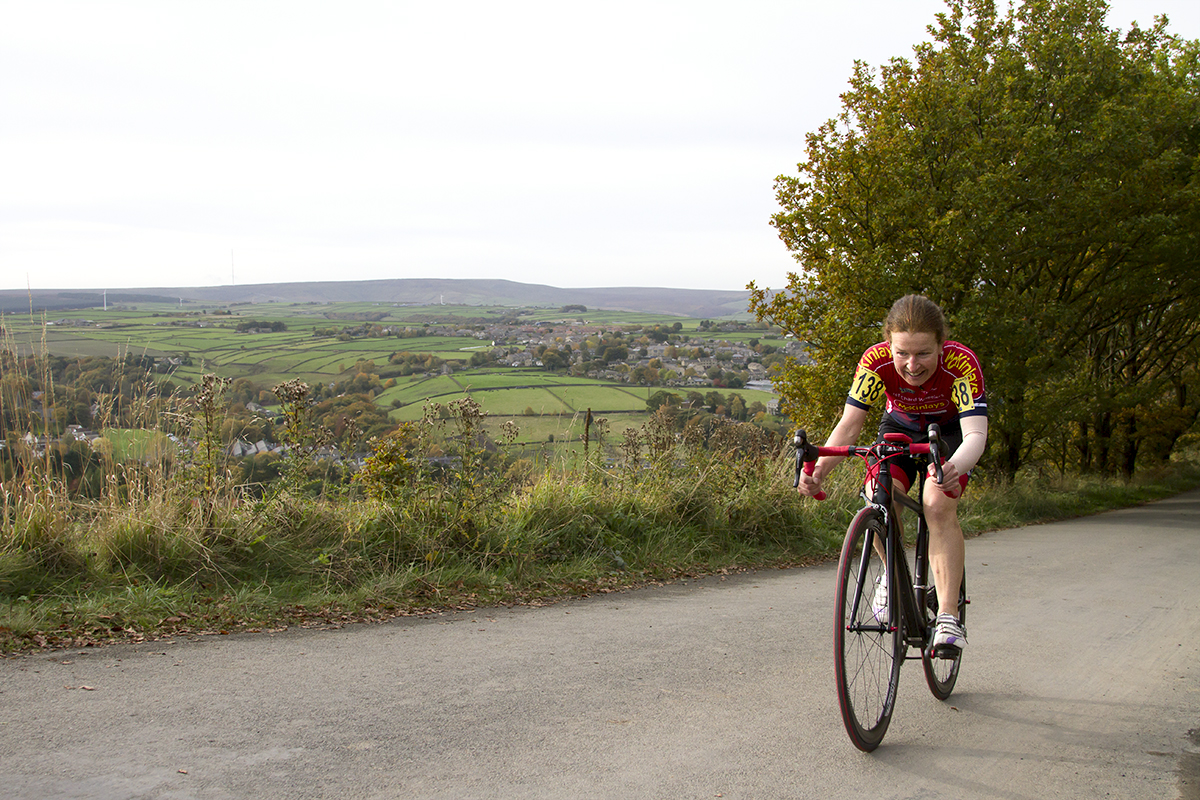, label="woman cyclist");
[795,294,988,652]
